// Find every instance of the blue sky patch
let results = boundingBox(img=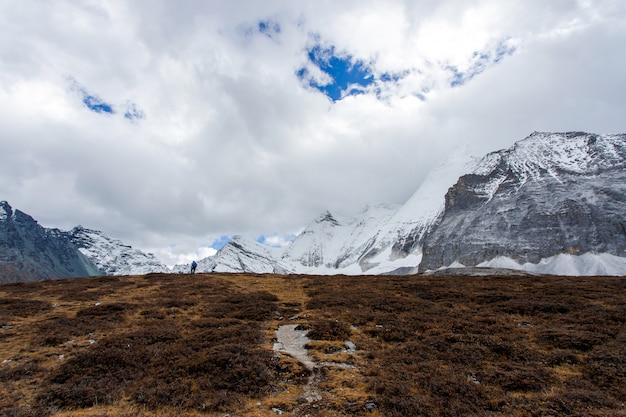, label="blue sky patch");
[211,235,231,250]
[447,39,517,87]
[67,77,144,121]
[380,71,408,83]
[124,102,145,121]
[257,233,296,248]
[258,20,281,38]
[243,19,281,40]
[298,45,374,101]
[298,38,516,101]
[82,94,114,114]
